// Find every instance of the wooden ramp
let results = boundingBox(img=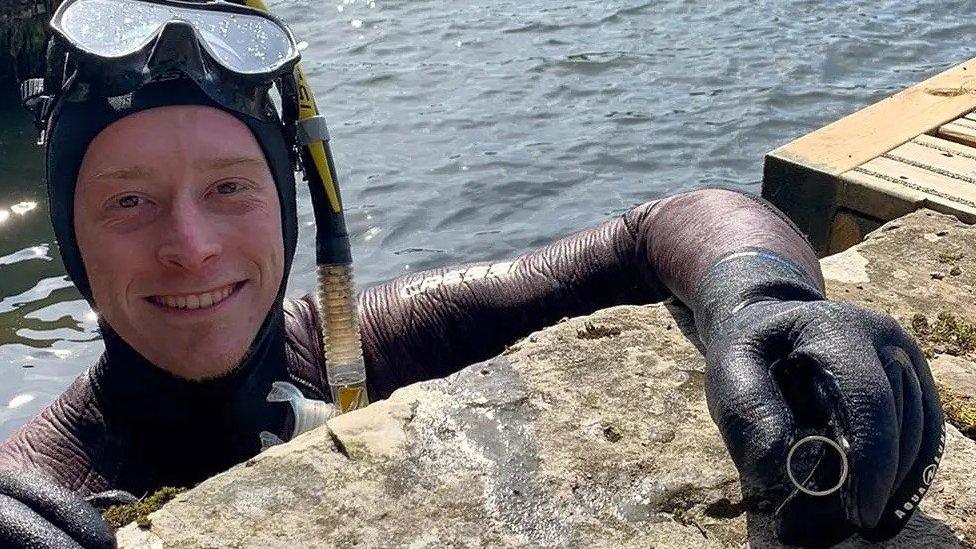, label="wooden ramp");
[763,57,976,256]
